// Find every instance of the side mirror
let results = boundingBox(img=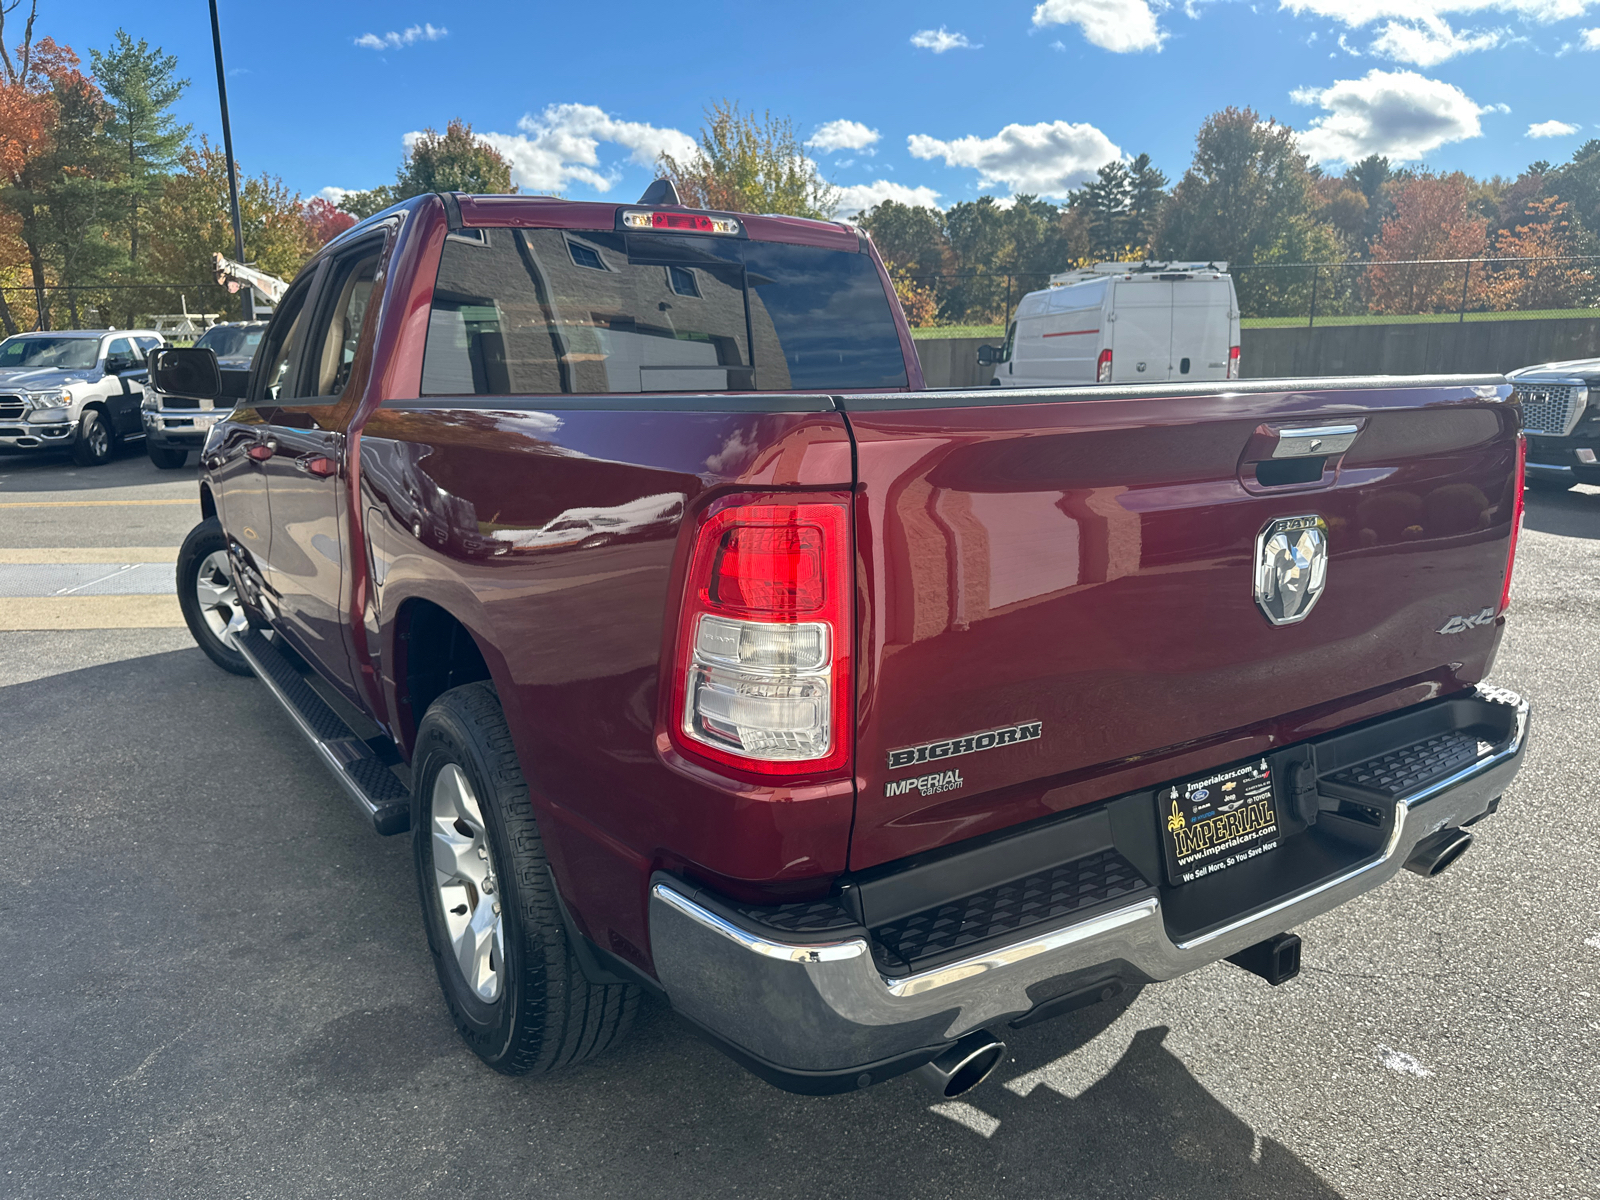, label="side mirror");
[149,346,221,399]
[976,344,1002,366]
